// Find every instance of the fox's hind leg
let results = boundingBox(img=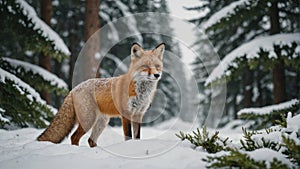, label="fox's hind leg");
[71,81,98,146]
[88,115,110,147]
[71,123,86,145]
[71,110,97,146]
